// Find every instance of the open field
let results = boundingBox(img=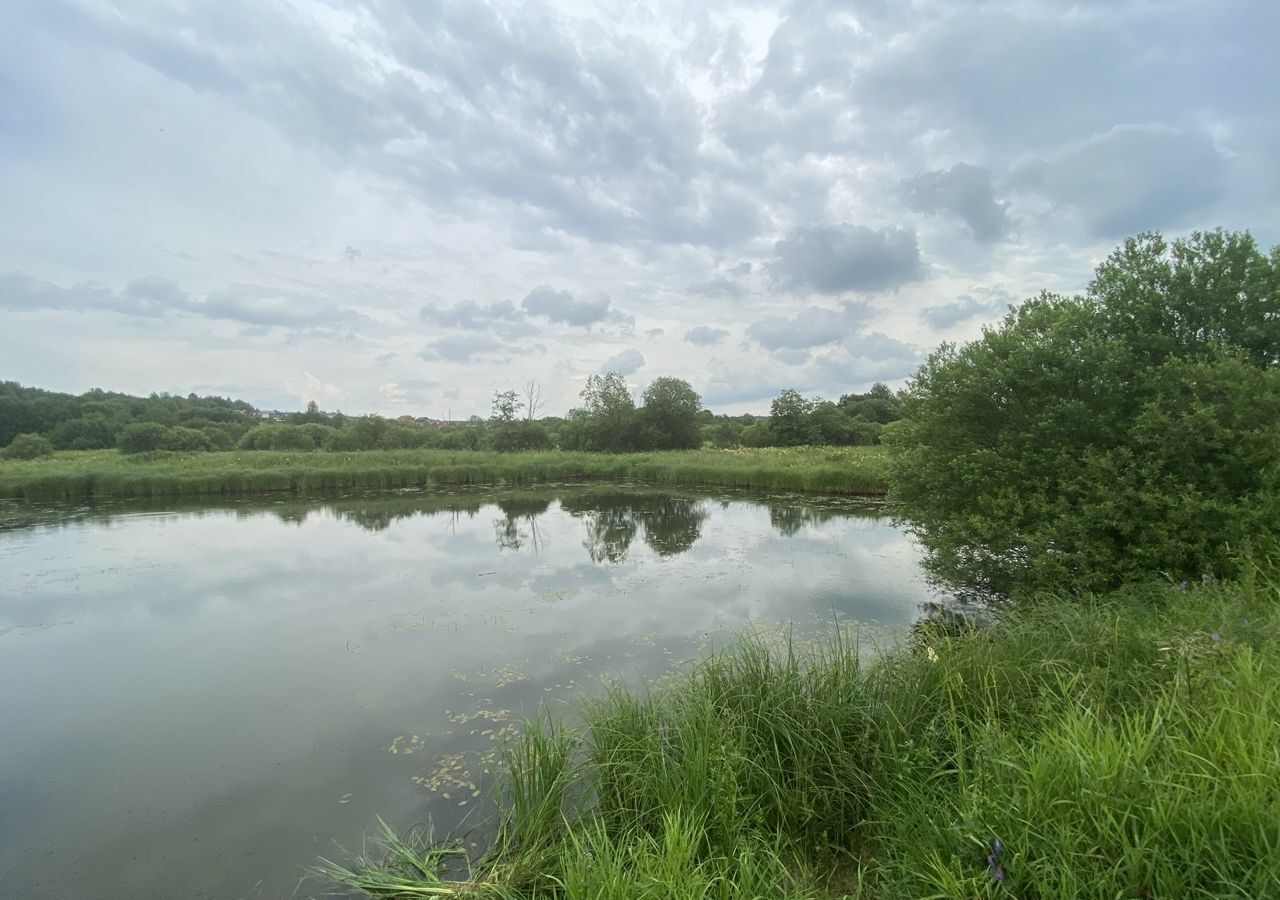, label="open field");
[322,566,1280,898]
[0,445,889,501]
